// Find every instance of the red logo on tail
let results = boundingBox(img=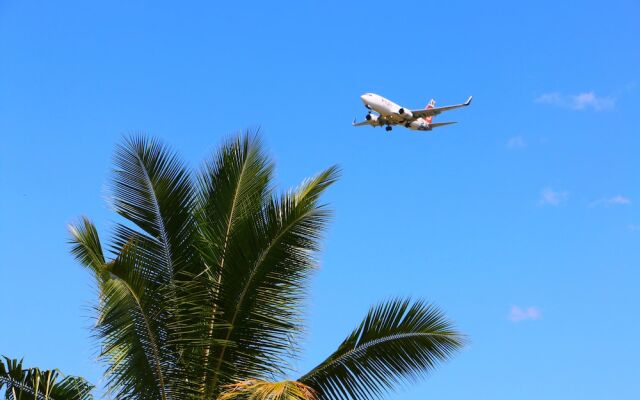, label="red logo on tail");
[425,99,436,124]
